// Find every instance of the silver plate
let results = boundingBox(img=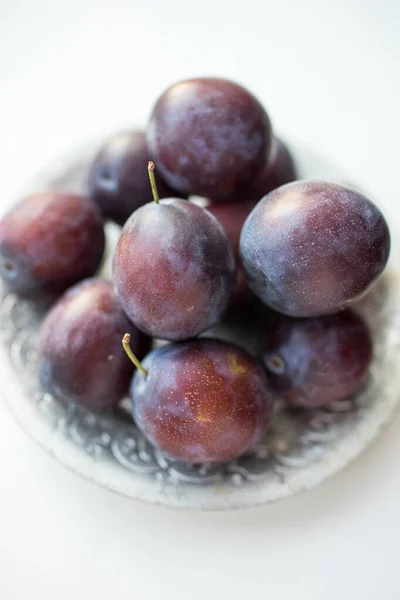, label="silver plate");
[1,141,399,510]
